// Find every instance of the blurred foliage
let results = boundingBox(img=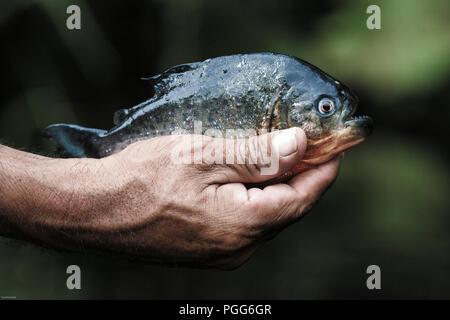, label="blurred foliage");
[0,0,449,299]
